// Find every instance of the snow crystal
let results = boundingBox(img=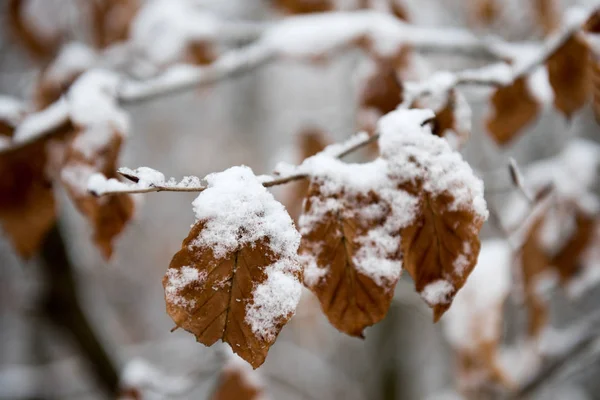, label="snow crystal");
[246,260,302,341]
[14,98,70,143]
[421,280,454,306]
[378,109,488,220]
[191,166,301,261]
[443,240,511,349]
[67,69,129,135]
[164,265,207,308]
[301,253,327,287]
